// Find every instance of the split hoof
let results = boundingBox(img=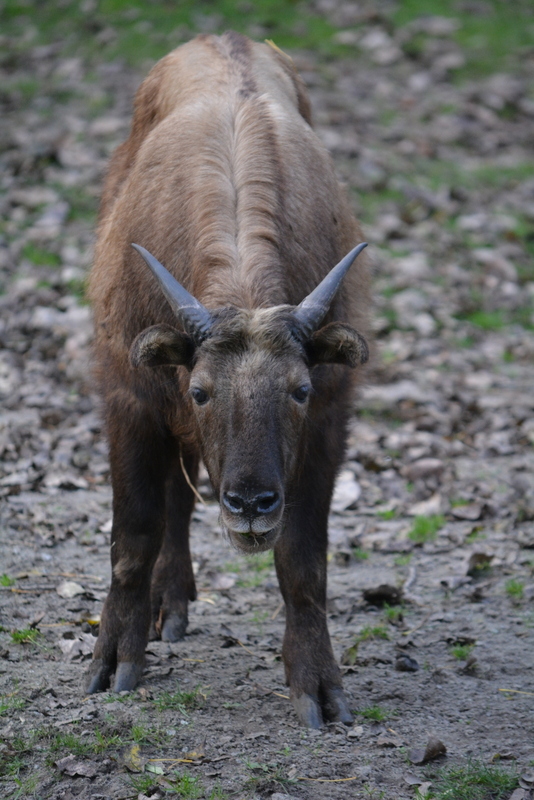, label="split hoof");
[85,659,114,694]
[291,692,323,729]
[323,686,353,725]
[113,661,144,692]
[161,612,188,642]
